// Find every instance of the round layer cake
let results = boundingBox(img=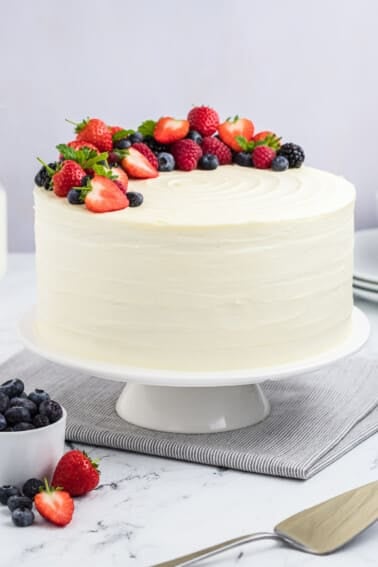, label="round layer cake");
[34,165,355,371]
